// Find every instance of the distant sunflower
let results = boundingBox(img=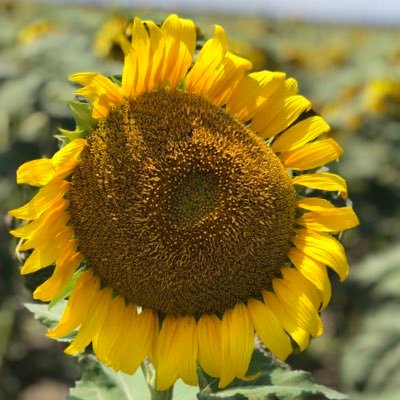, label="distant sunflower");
[10,15,358,390]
